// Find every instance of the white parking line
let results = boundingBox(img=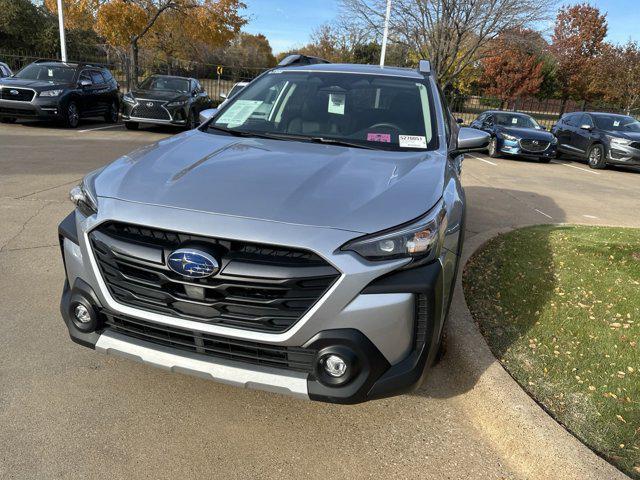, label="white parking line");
[78,124,125,133]
[468,154,497,166]
[534,208,553,219]
[551,161,600,175]
[583,214,598,219]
